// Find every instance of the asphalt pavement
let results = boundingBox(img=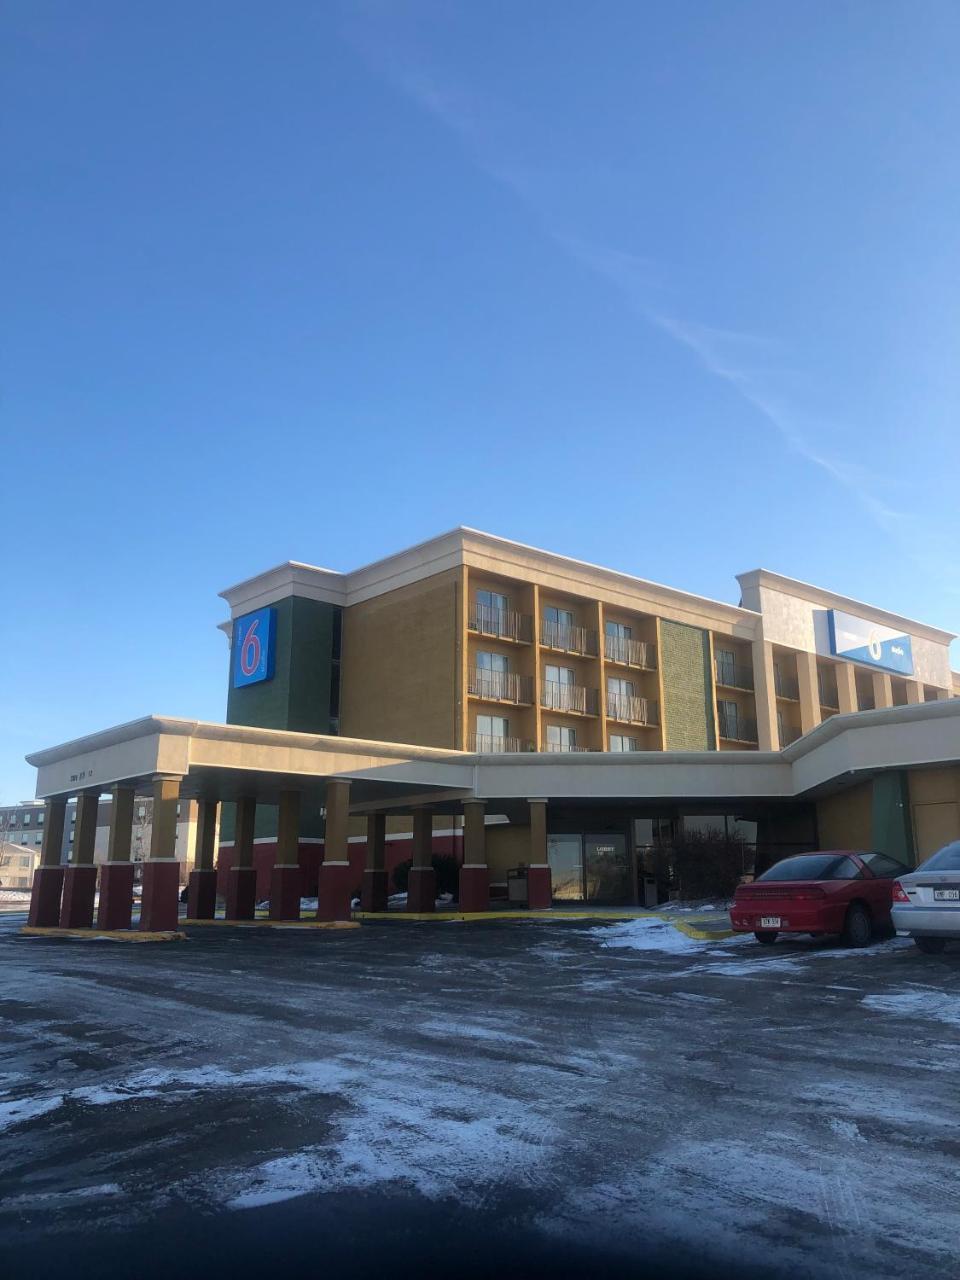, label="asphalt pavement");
[1,912,958,1279]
